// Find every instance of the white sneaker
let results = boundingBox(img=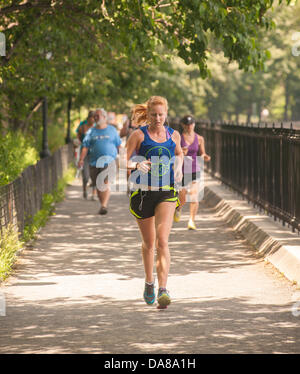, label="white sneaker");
[188,219,196,230]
